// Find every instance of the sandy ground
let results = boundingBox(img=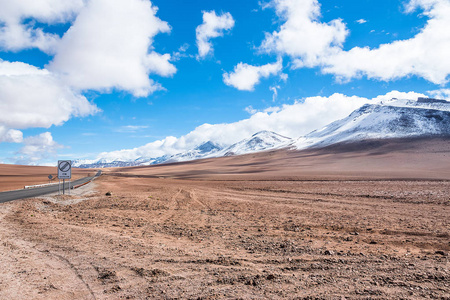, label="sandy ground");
[0,138,449,299]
